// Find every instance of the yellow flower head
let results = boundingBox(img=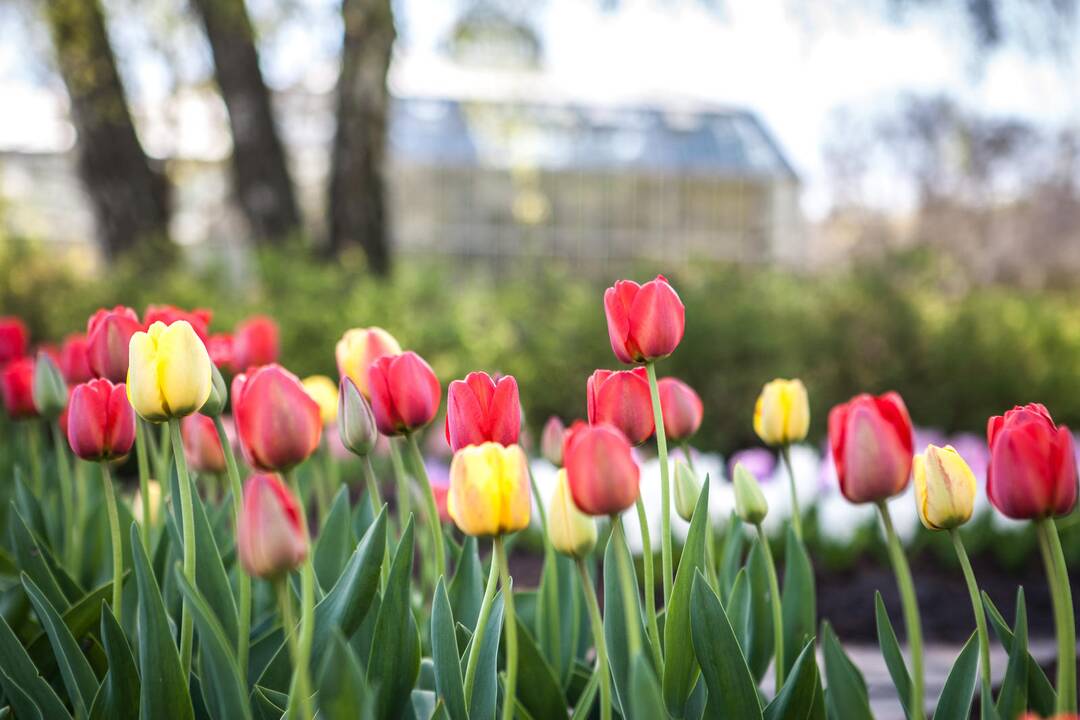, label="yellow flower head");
[448,442,531,537]
[547,469,597,558]
[127,320,212,422]
[335,327,401,398]
[913,444,976,530]
[302,375,339,426]
[753,378,810,446]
